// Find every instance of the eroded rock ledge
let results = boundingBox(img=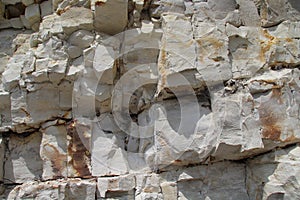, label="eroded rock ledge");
[0,0,300,199]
